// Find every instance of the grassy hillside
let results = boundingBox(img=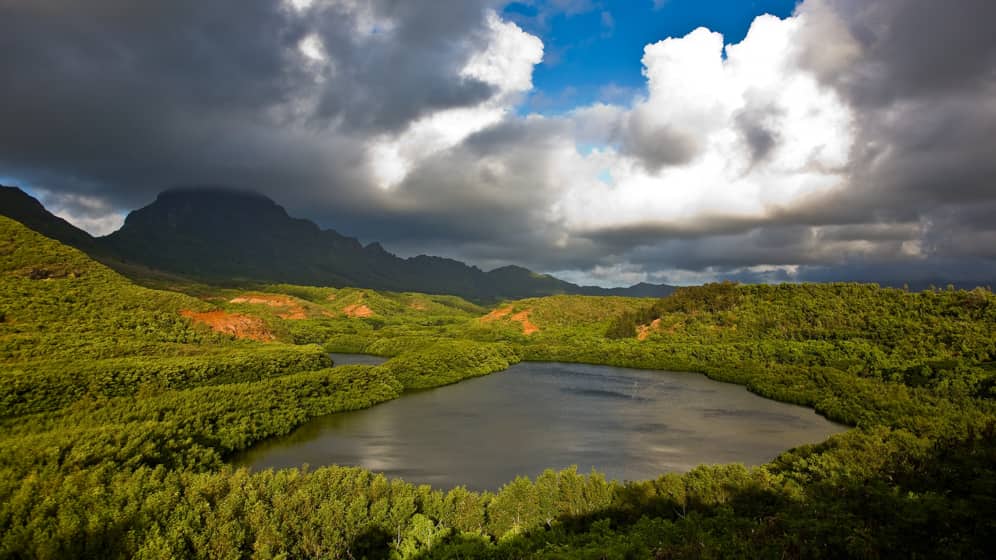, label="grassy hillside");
[1,215,223,361]
[2,216,995,558]
[0,216,337,415]
[602,281,996,398]
[465,294,657,339]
